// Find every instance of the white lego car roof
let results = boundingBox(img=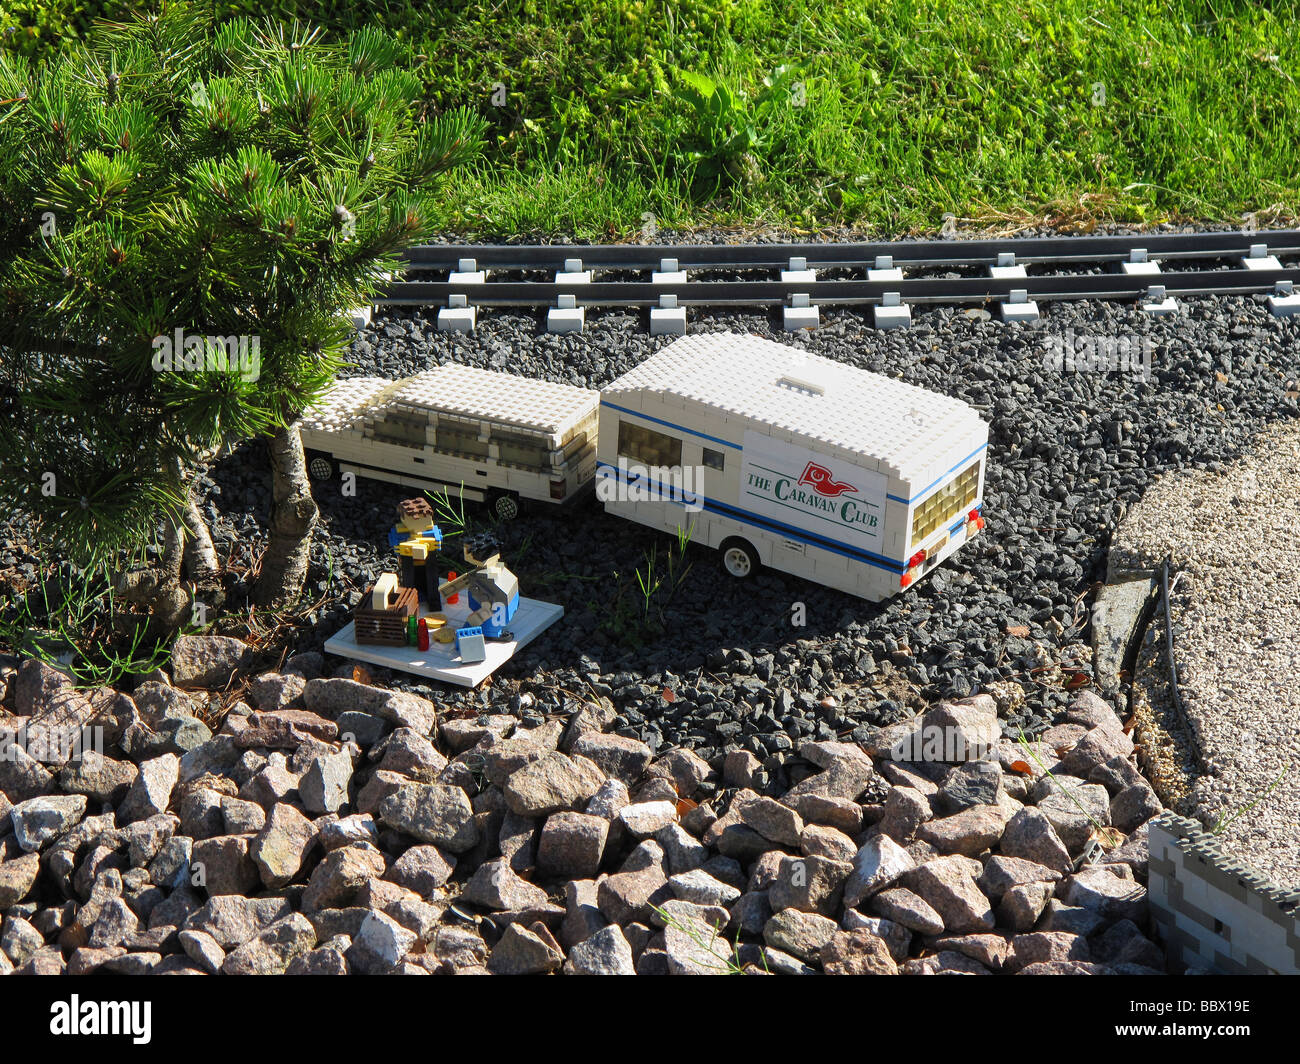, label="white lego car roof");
[602,333,987,483]
[301,364,598,443]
